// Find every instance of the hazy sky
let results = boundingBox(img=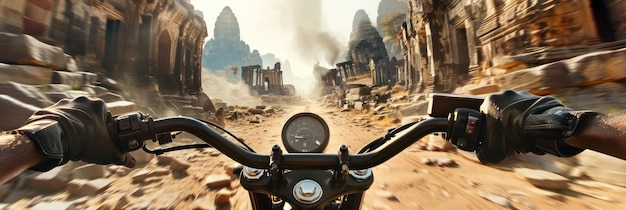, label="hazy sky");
[189,0,381,77]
